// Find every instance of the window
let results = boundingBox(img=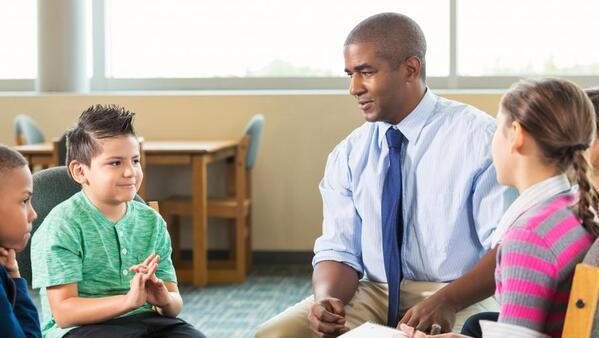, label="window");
[2,0,598,90]
[0,0,37,79]
[105,0,449,79]
[458,0,599,76]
